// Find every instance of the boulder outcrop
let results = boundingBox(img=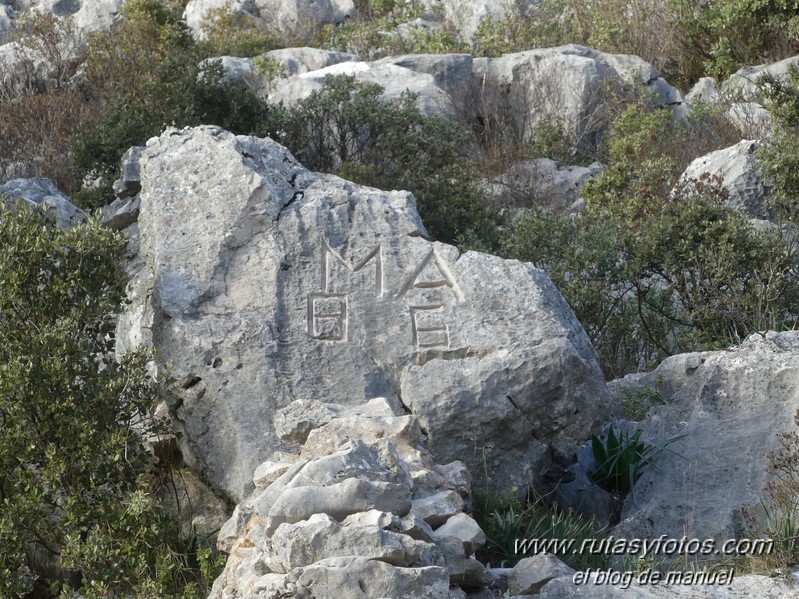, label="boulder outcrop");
[116,125,613,502]
[612,331,799,547]
[678,140,771,220]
